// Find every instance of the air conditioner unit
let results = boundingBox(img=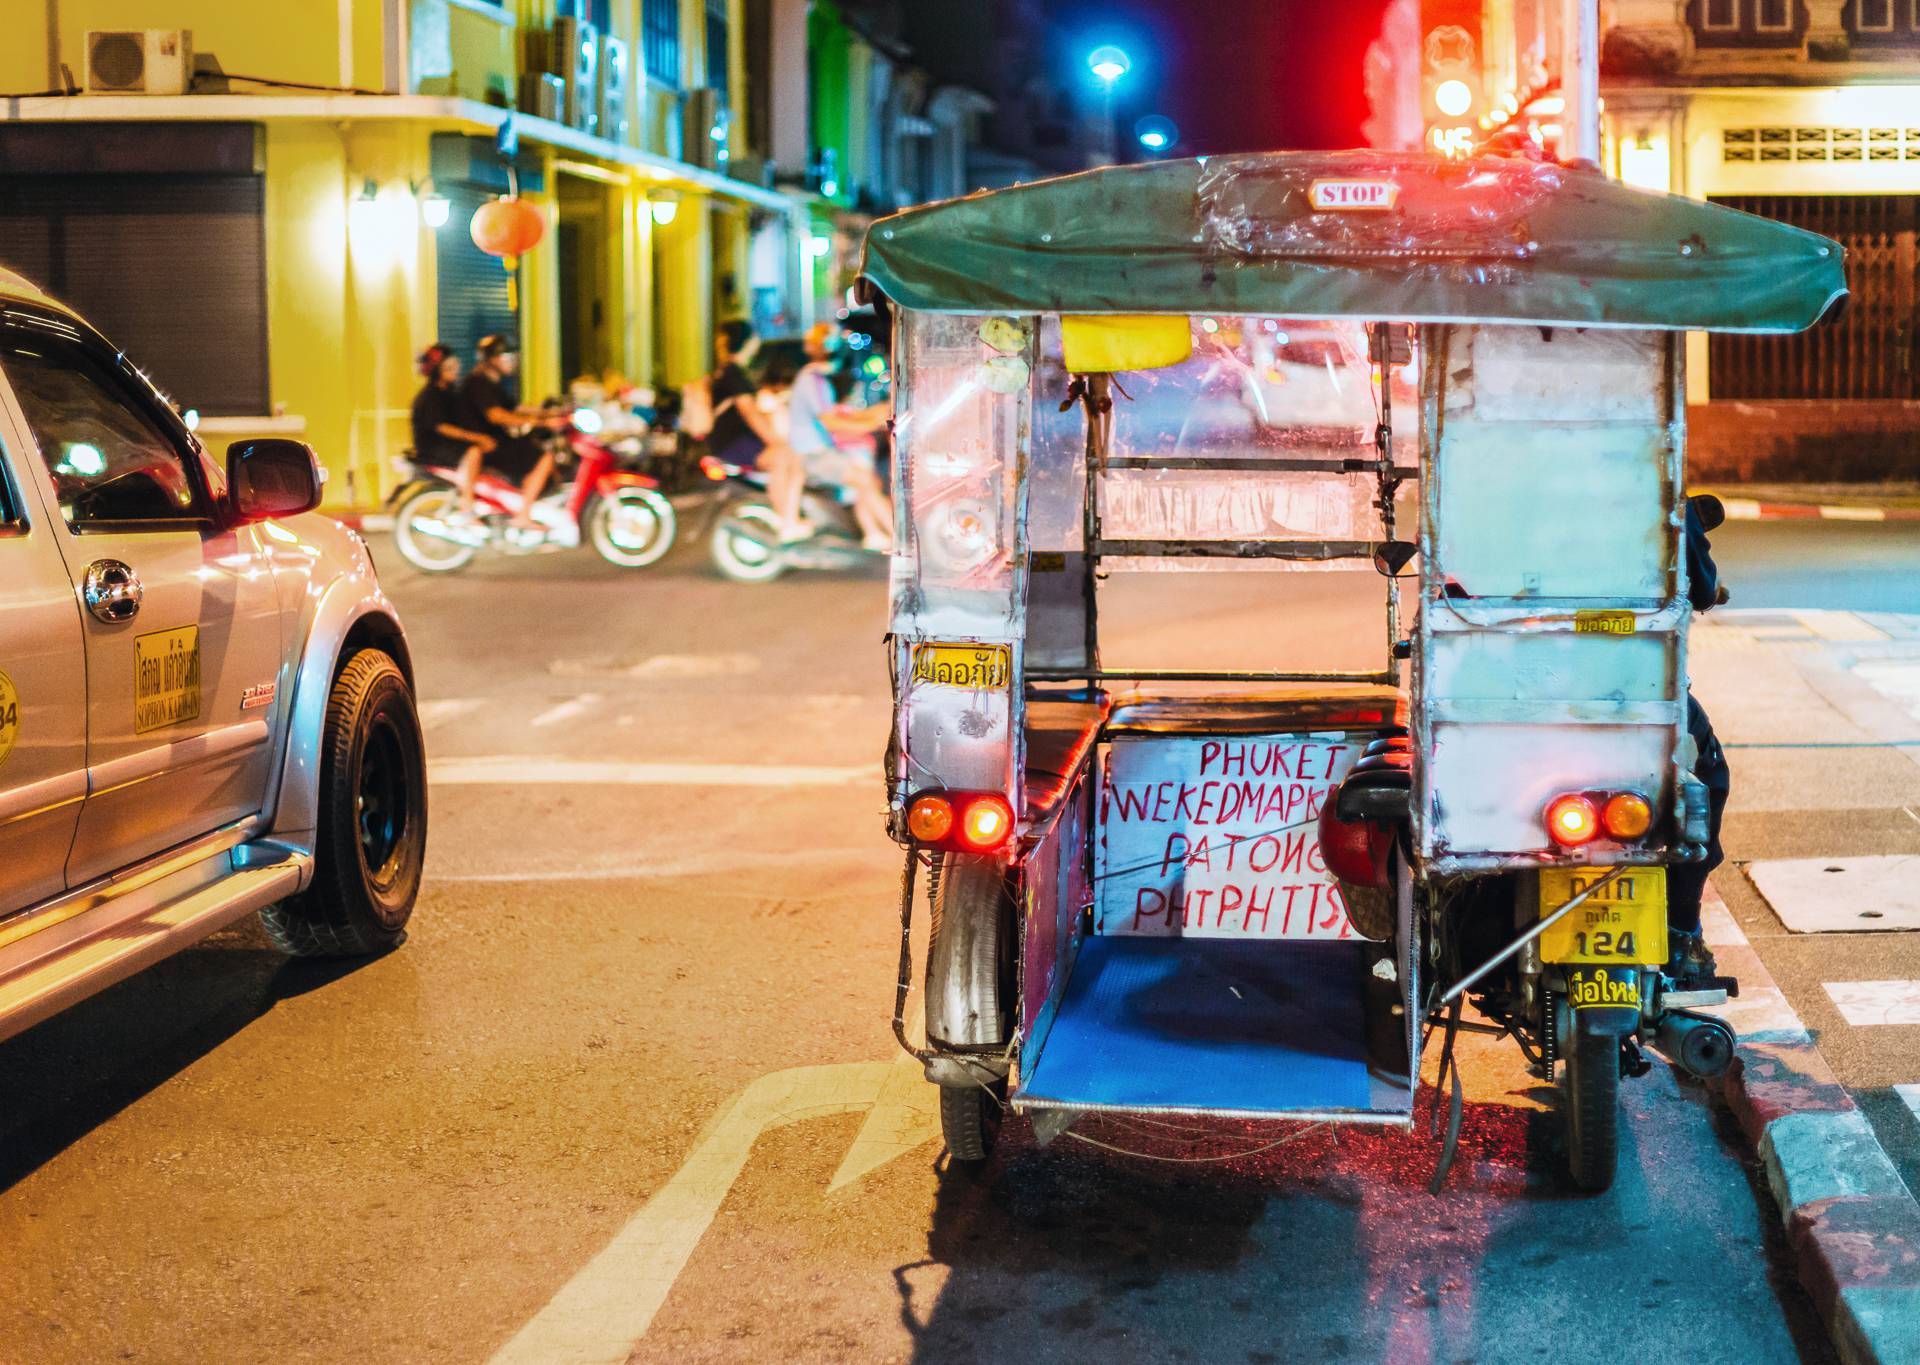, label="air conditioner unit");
[518,72,565,123]
[685,87,728,171]
[553,17,599,136]
[598,37,629,144]
[85,29,193,95]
